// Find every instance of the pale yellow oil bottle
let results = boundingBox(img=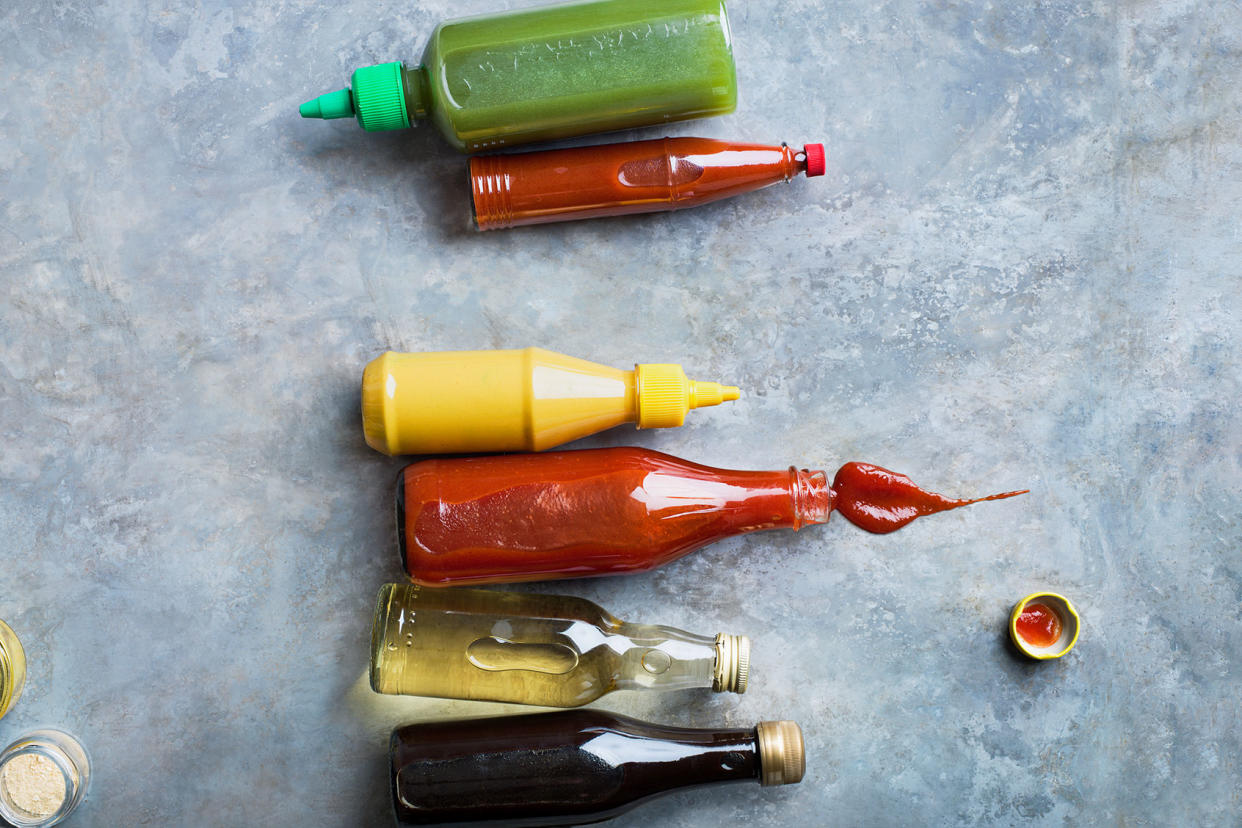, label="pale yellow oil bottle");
[370,584,749,707]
